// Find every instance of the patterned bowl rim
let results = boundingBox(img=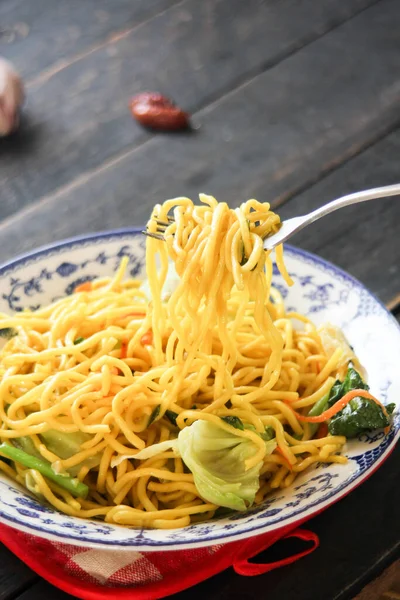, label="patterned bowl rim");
[1,226,398,330]
[0,227,398,550]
